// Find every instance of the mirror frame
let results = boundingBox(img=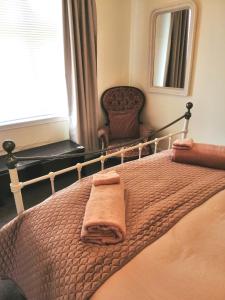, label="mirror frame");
[148,1,197,96]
